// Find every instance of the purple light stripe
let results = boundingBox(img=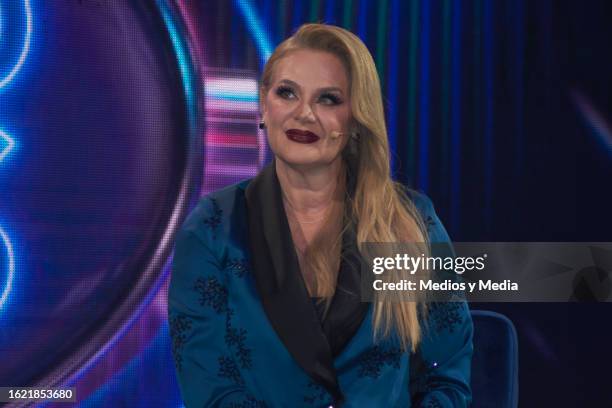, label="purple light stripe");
[205,163,259,177]
[206,99,259,112]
